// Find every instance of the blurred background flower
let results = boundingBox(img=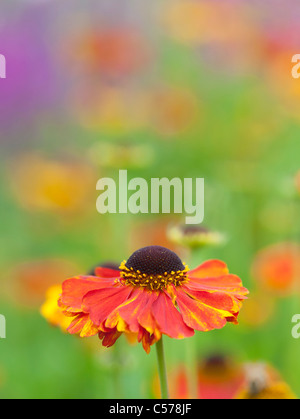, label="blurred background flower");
[8,153,96,215]
[251,242,300,296]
